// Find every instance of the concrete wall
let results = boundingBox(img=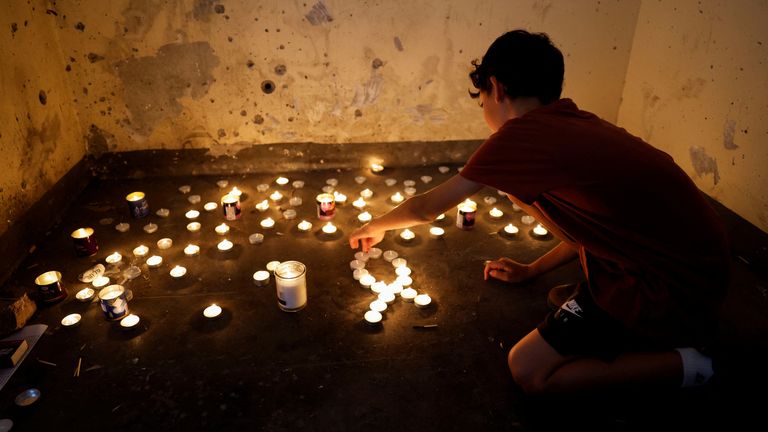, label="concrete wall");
[0,0,640,239]
[618,0,768,232]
